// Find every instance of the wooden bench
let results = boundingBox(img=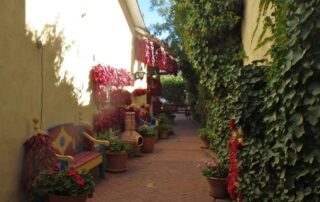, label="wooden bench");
[37,118,109,178]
